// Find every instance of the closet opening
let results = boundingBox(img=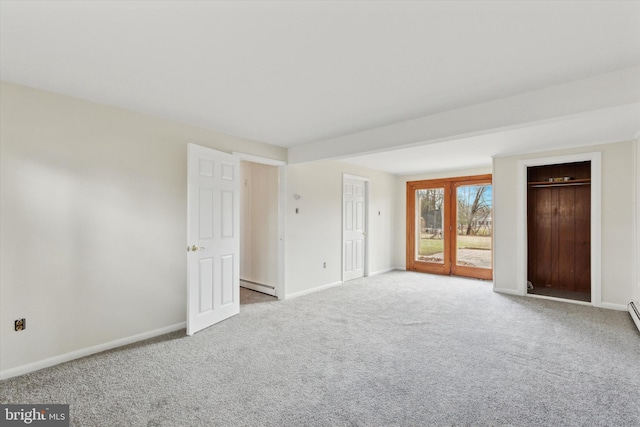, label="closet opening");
[239,160,280,301]
[526,161,591,302]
